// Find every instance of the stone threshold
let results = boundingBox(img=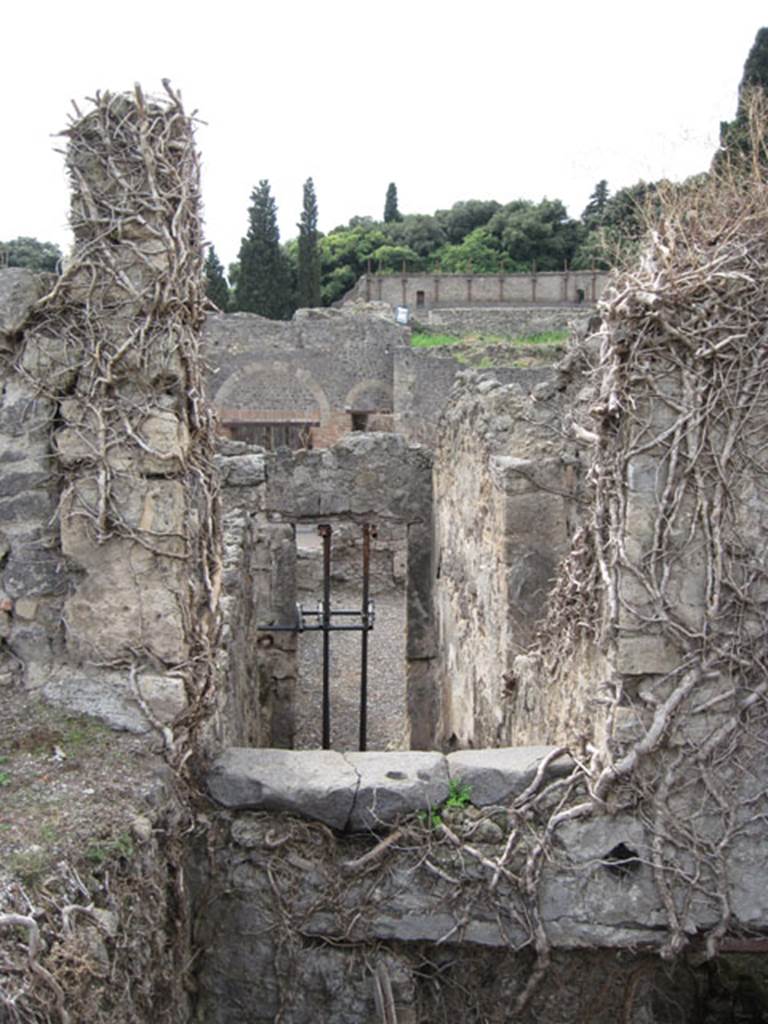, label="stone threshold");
[207,746,572,832]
